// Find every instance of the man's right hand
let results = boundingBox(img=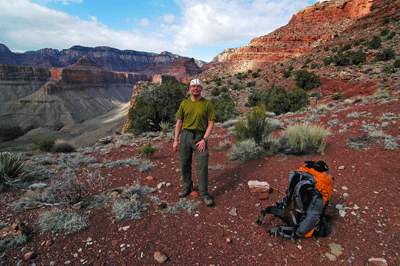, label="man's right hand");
[173,141,179,152]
